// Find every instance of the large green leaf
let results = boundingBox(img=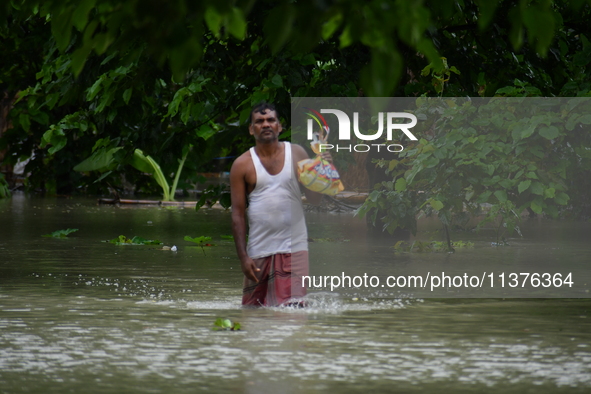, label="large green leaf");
[395,177,407,192]
[227,7,247,40]
[429,199,444,211]
[74,147,122,172]
[518,180,531,193]
[131,149,171,201]
[130,149,156,174]
[538,126,560,140]
[494,190,508,202]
